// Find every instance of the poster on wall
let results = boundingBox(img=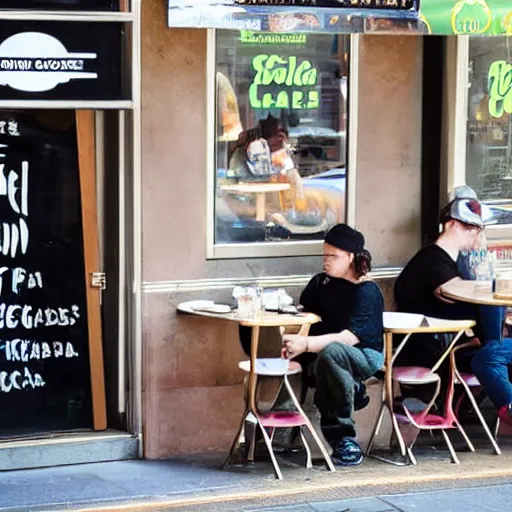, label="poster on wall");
[168,0,512,35]
[0,1,119,10]
[168,0,420,33]
[0,109,93,435]
[0,21,124,101]
[420,0,512,35]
